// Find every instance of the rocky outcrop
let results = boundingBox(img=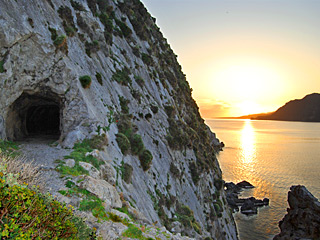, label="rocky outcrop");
[255,93,320,122]
[0,0,237,239]
[274,185,320,240]
[225,181,269,214]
